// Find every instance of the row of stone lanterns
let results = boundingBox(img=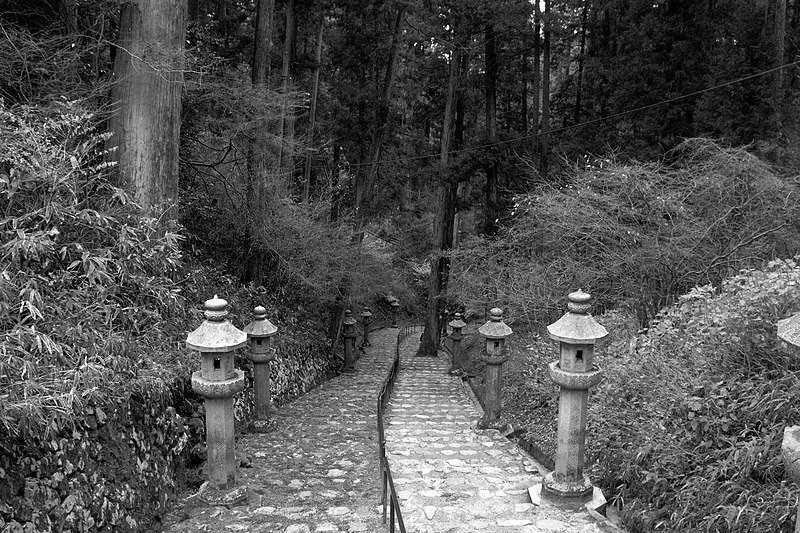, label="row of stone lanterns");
[186,296,390,507]
[463,290,606,503]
